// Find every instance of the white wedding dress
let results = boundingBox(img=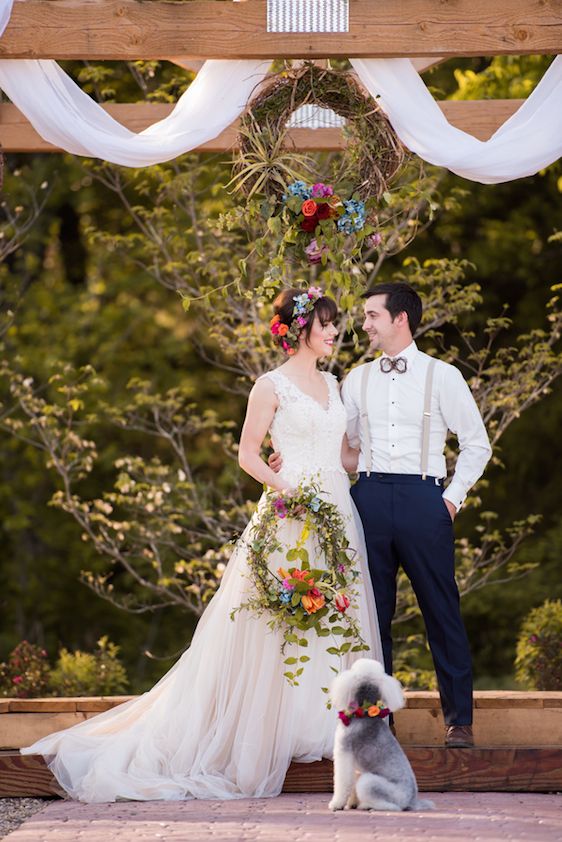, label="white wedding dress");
[22,369,383,802]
